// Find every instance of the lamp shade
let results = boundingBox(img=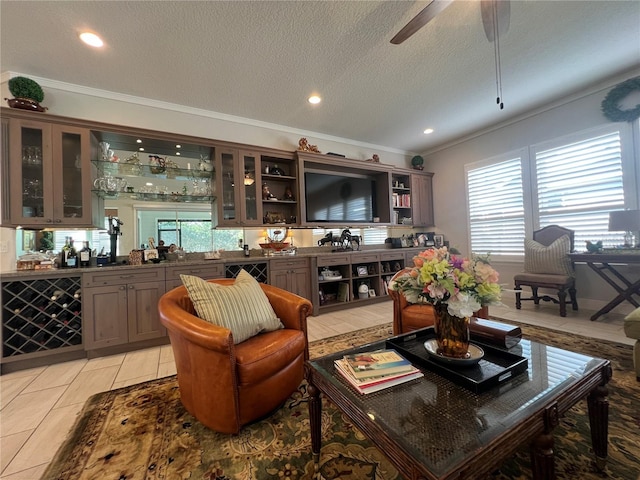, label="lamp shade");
[608,210,640,231]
